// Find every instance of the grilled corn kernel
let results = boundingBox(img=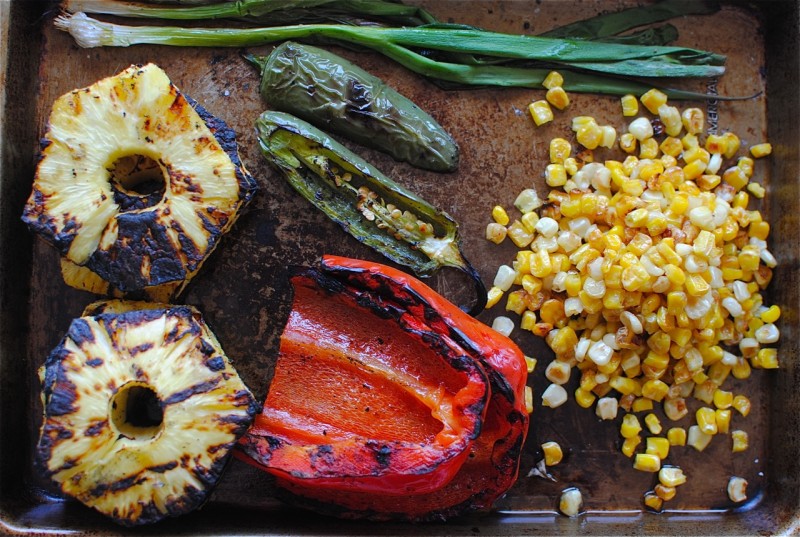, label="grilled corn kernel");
[658,104,682,137]
[639,138,660,159]
[541,383,568,408]
[723,166,749,190]
[492,316,514,336]
[641,88,668,115]
[575,387,597,408]
[687,425,712,451]
[620,413,642,438]
[659,466,687,487]
[507,220,534,248]
[485,222,507,244]
[732,429,749,452]
[559,488,583,517]
[542,441,564,466]
[520,310,537,331]
[633,453,661,473]
[529,100,554,126]
[486,286,503,309]
[750,142,772,158]
[629,117,654,141]
[646,436,670,459]
[681,108,704,134]
[546,164,568,187]
[617,94,638,116]
[747,182,766,198]
[655,484,677,502]
[621,434,642,458]
[632,397,654,413]
[525,385,534,414]
[644,491,664,512]
[642,379,669,402]
[547,86,570,111]
[543,70,564,90]
[727,476,748,503]
[667,427,687,446]
[596,396,619,420]
[645,413,662,434]
[550,137,572,164]
[713,389,734,410]
[492,205,510,226]
[716,409,732,434]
